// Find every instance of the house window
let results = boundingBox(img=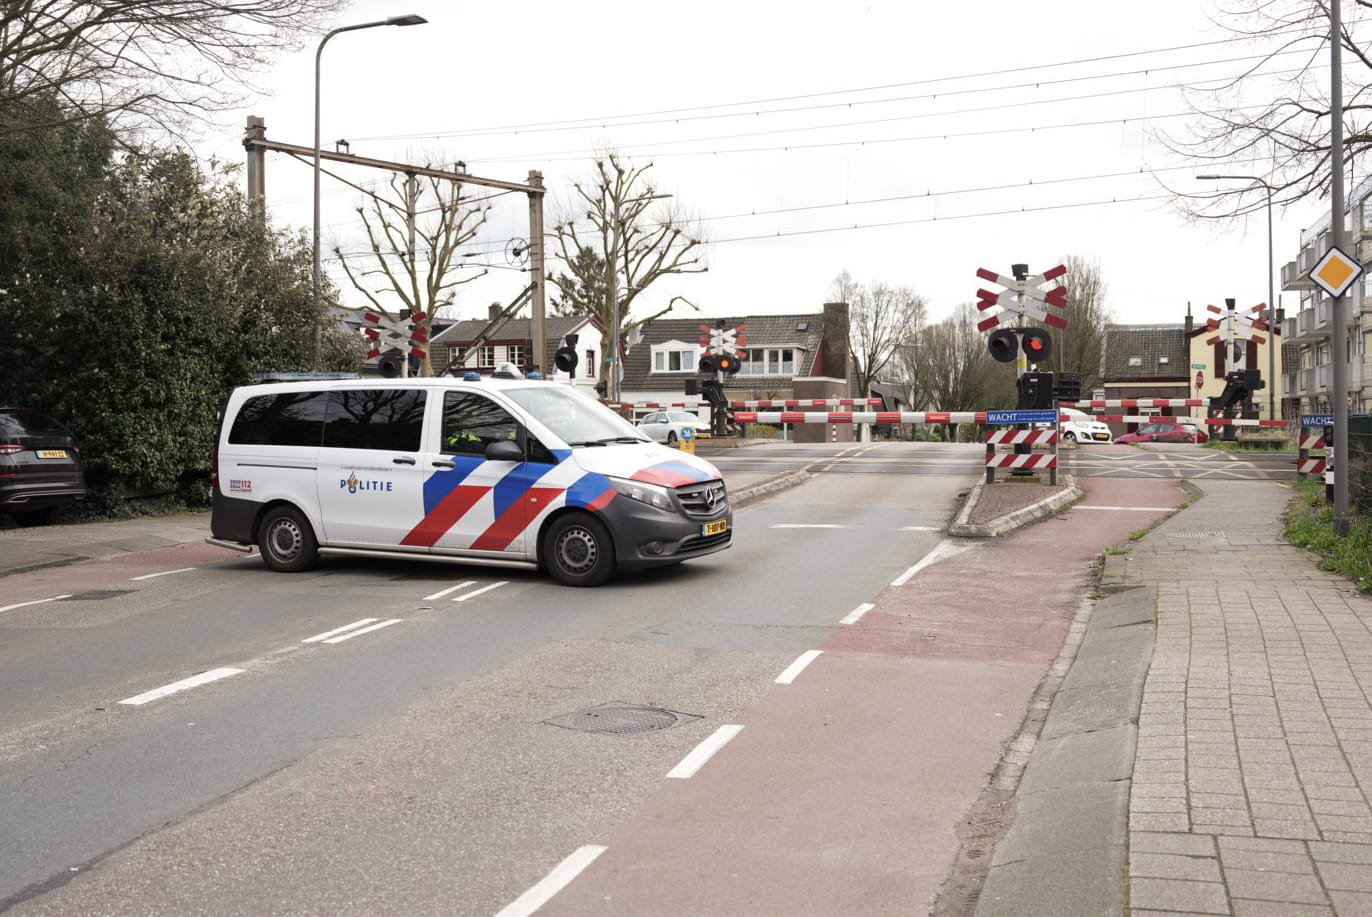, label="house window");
[507,344,525,368]
[1127,356,1143,367]
[449,345,465,367]
[652,348,696,372]
[479,345,495,367]
[1158,356,1169,365]
[585,349,596,378]
[744,348,797,375]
